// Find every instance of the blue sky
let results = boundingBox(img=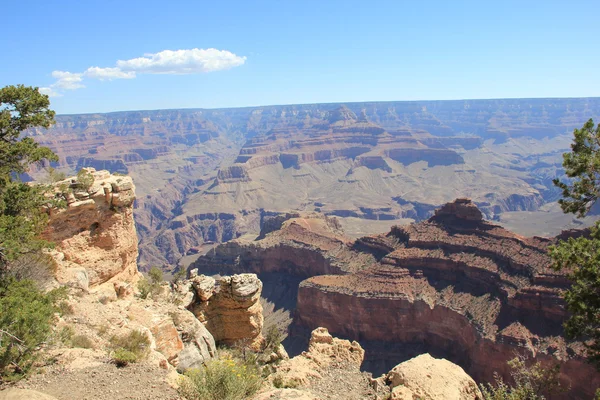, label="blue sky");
[2,0,599,114]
